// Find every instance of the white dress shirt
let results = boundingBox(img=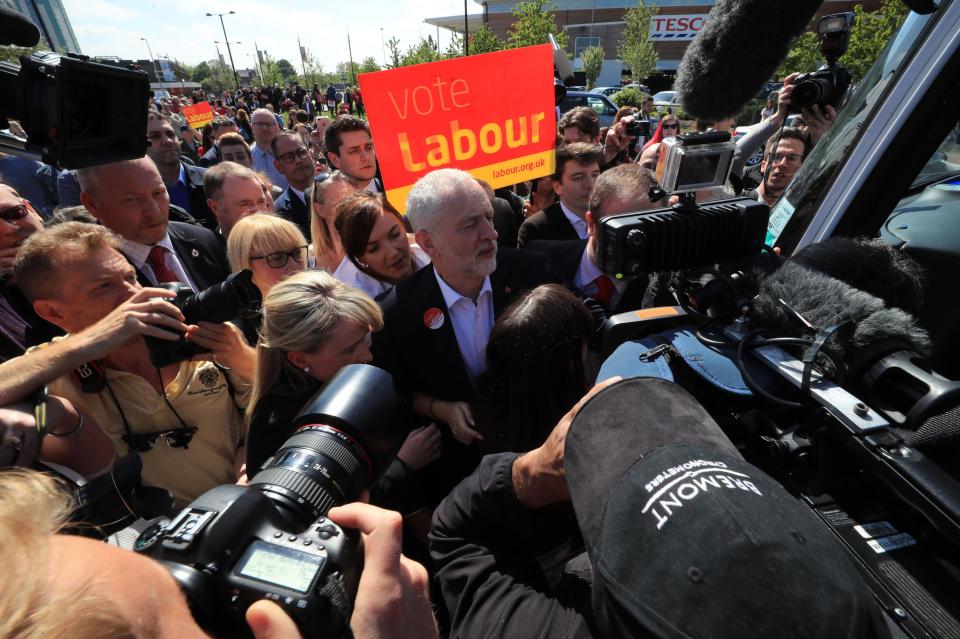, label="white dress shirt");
[434,270,494,383]
[121,234,199,291]
[575,244,627,308]
[559,200,589,240]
